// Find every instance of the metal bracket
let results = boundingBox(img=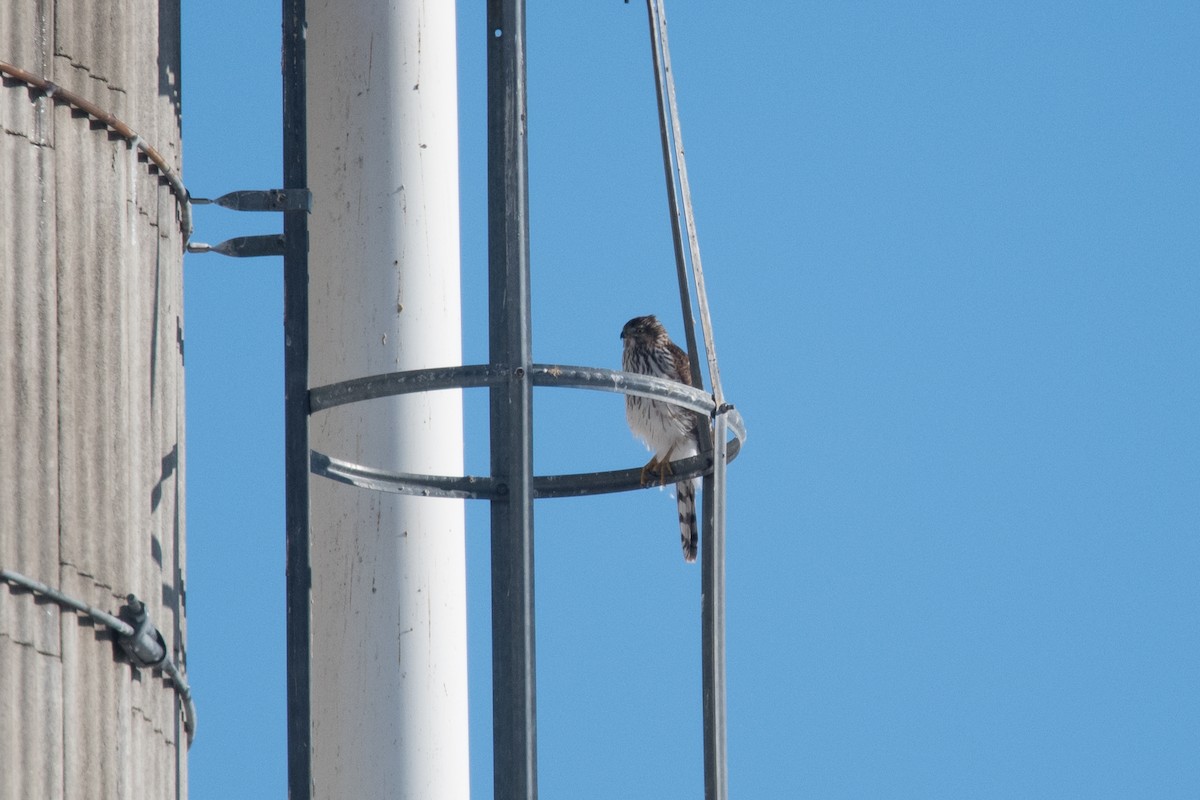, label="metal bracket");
[187,234,286,258]
[191,188,312,213]
[186,188,310,258]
